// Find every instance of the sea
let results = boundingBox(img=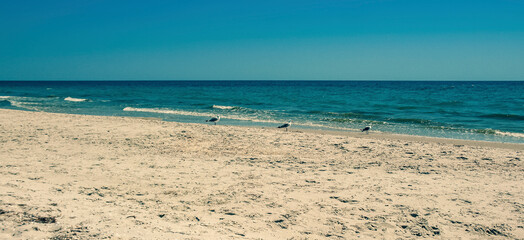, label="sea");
[0,81,523,143]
